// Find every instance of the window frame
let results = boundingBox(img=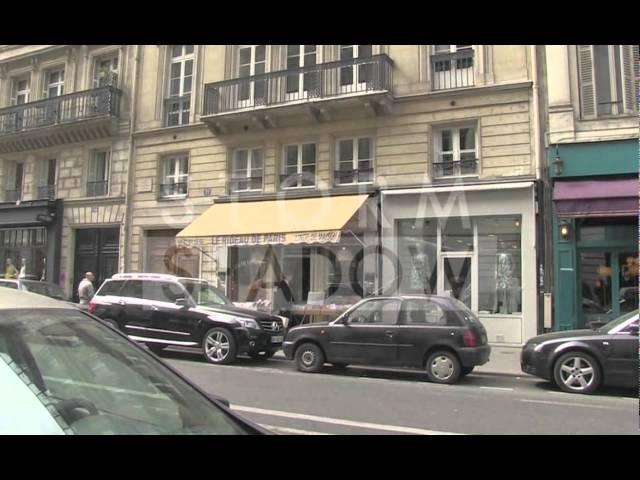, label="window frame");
[159,154,190,199]
[93,53,120,88]
[11,75,31,105]
[285,45,319,99]
[43,68,65,98]
[334,136,375,186]
[166,45,194,126]
[230,147,264,193]
[432,124,479,179]
[86,149,111,197]
[281,142,317,189]
[237,45,267,108]
[345,298,402,326]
